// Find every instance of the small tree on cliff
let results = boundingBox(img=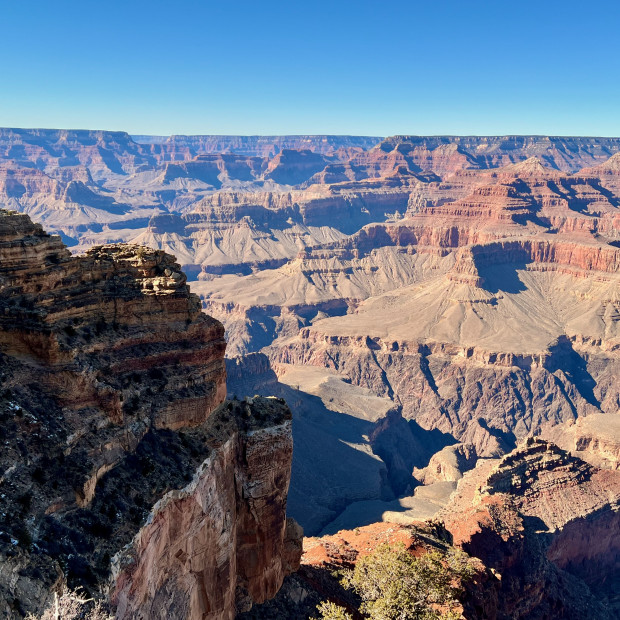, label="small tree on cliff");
[316,600,354,620]
[319,543,475,620]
